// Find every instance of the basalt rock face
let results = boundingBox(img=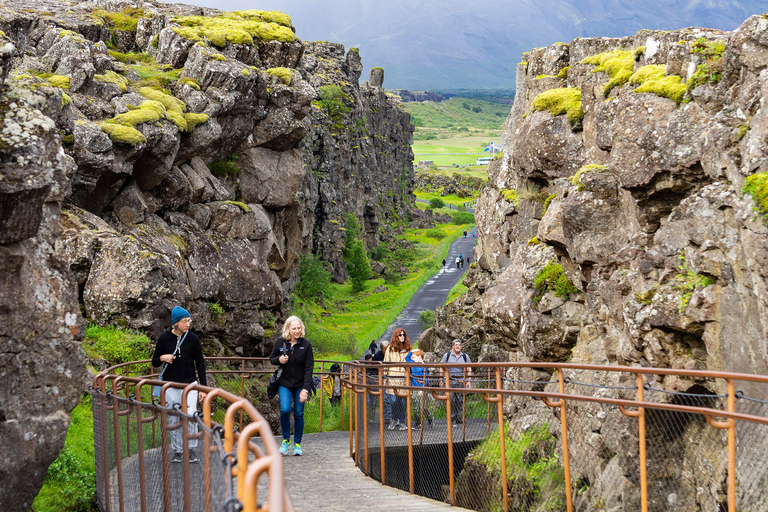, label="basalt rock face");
[297,43,414,282]
[433,16,768,511]
[0,0,412,507]
[0,78,88,511]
